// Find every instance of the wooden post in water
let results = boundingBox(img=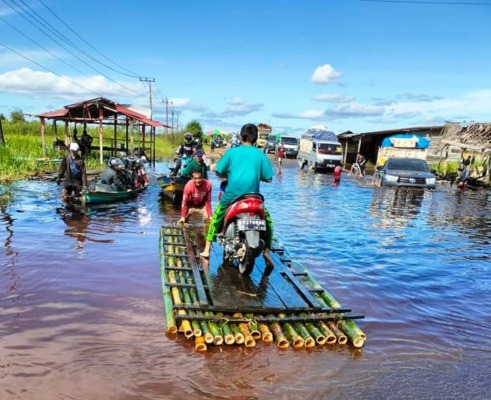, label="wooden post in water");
[98,108,104,165]
[40,117,46,157]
